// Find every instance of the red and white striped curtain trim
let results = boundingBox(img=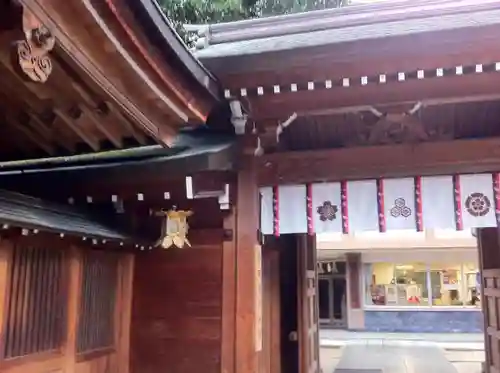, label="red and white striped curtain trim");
[260,173,500,236]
